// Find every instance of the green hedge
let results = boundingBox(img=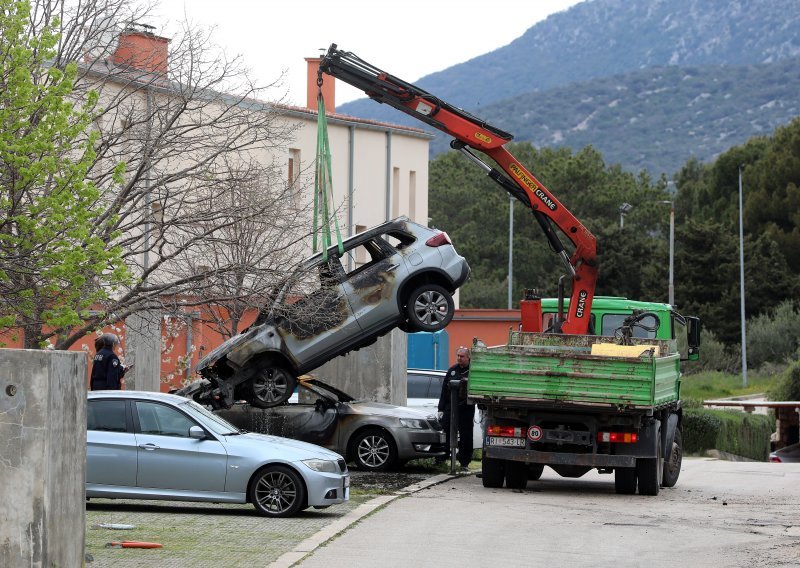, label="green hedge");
[683,409,773,461]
